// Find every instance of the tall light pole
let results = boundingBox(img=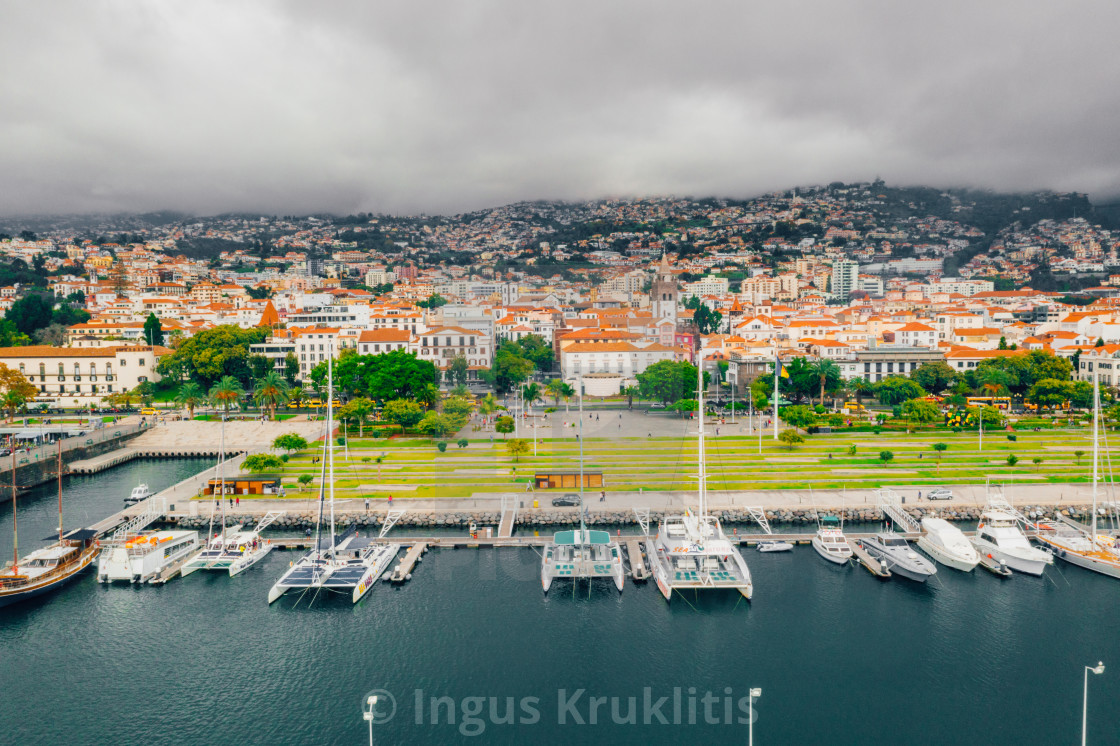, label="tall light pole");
[1083,661,1105,746]
[752,685,761,743]
[363,695,378,746]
